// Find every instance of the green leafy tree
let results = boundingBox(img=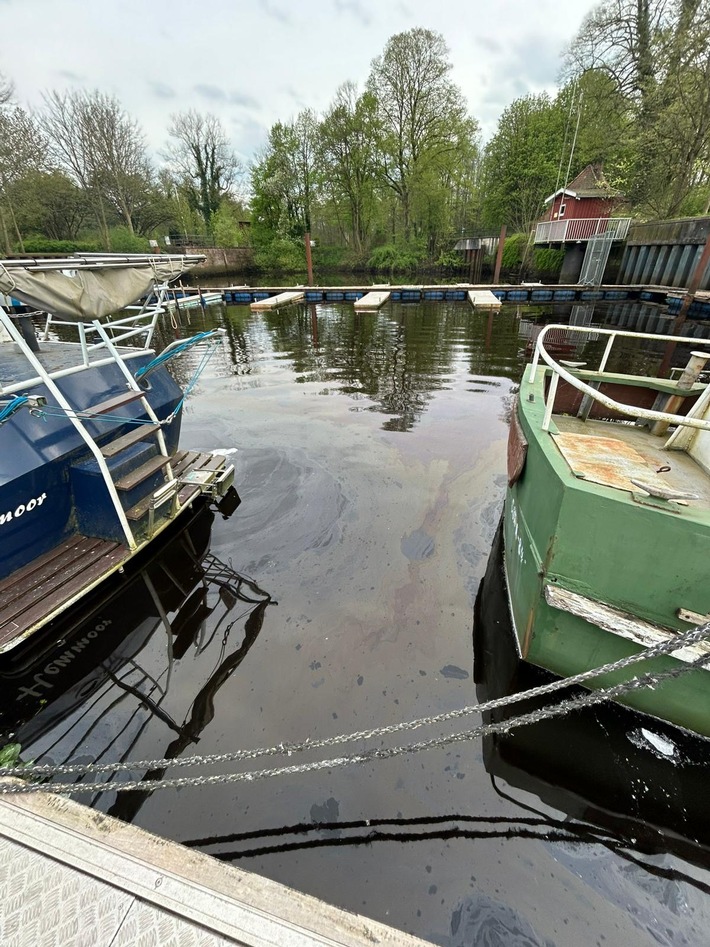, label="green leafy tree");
[13,170,91,241]
[318,83,380,254]
[366,28,480,242]
[480,94,564,231]
[0,83,48,251]
[250,109,319,242]
[567,0,710,216]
